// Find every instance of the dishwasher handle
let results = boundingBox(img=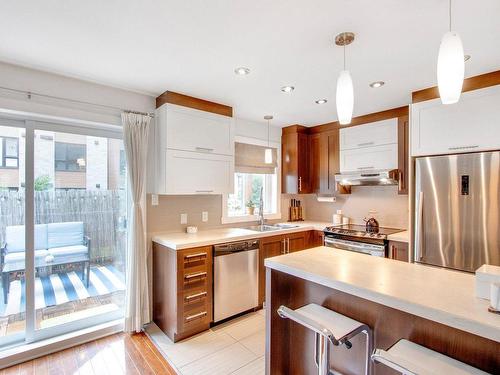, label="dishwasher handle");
[214,240,260,256]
